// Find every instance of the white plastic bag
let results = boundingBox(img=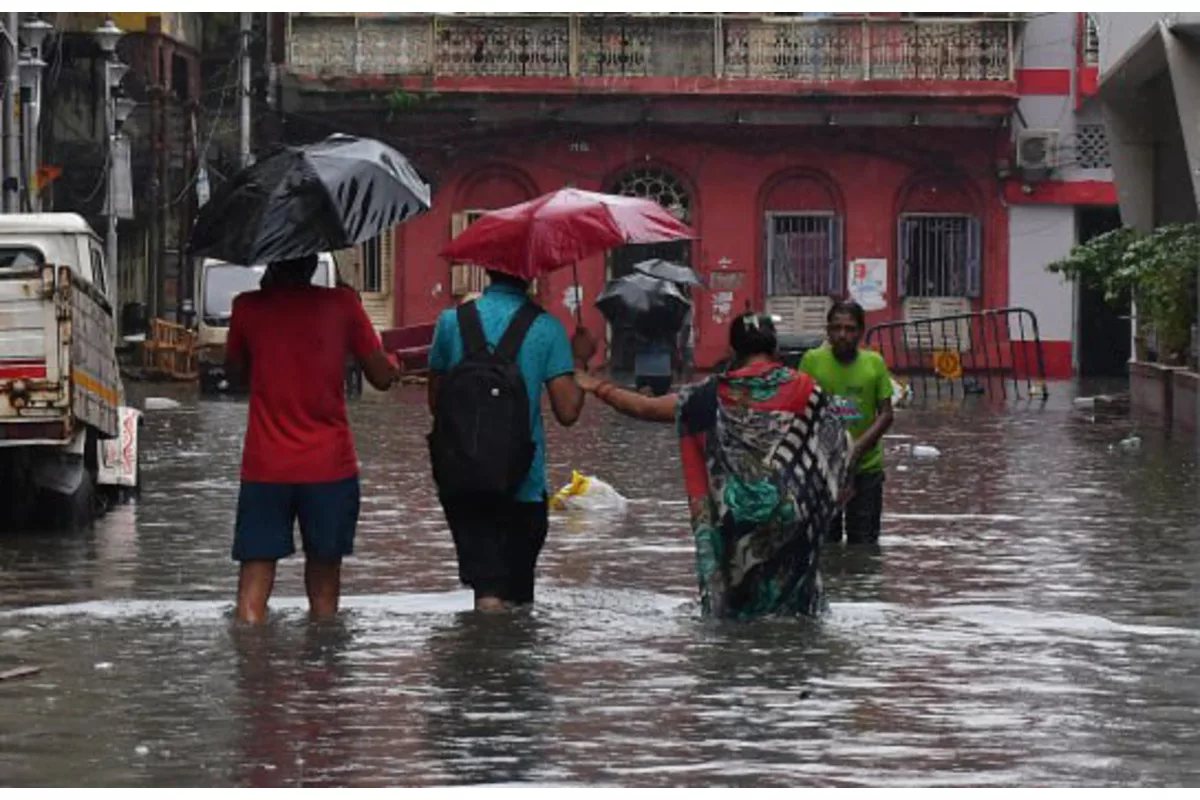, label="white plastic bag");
[550,471,629,514]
